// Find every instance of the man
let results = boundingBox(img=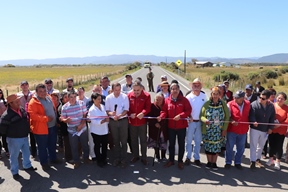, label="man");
[244,84,258,148]
[146,68,155,92]
[77,87,89,106]
[158,83,192,170]
[225,90,250,170]
[28,84,60,171]
[101,76,111,97]
[156,75,168,93]
[106,83,129,167]
[185,78,207,166]
[17,80,37,158]
[128,80,151,165]
[223,80,233,102]
[0,94,36,180]
[60,91,90,169]
[254,81,265,97]
[249,90,275,170]
[62,78,76,93]
[121,74,133,94]
[44,78,59,95]
[245,84,257,104]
